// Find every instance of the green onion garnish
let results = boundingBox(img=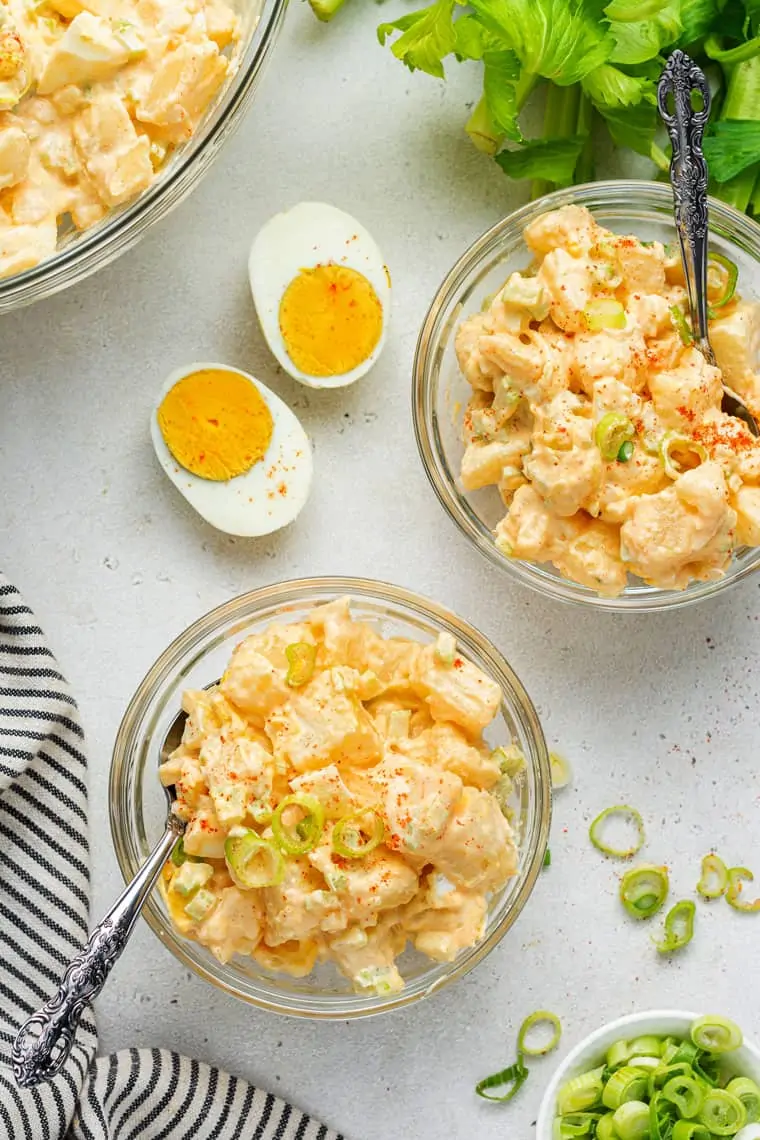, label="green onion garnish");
[706,252,739,315]
[726,867,760,912]
[620,864,669,920]
[670,304,693,345]
[691,1015,743,1054]
[655,900,696,954]
[550,750,572,789]
[595,413,636,462]
[224,829,284,890]
[552,1019,748,1140]
[285,641,317,687]
[618,439,635,463]
[517,1010,562,1057]
[474,1053,529,1102]
[271,794,325,856]
[543,848,552,868]
[589,805,645,859]
[331,807,385,859]
[697,853,729,900]
[171,837,188,866]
